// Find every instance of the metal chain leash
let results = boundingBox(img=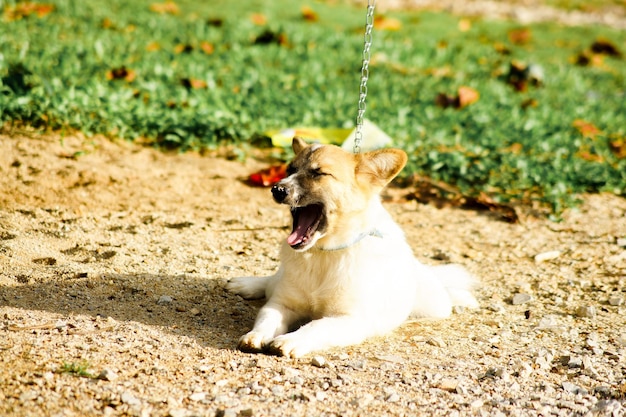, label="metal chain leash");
[353,0,376,154]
